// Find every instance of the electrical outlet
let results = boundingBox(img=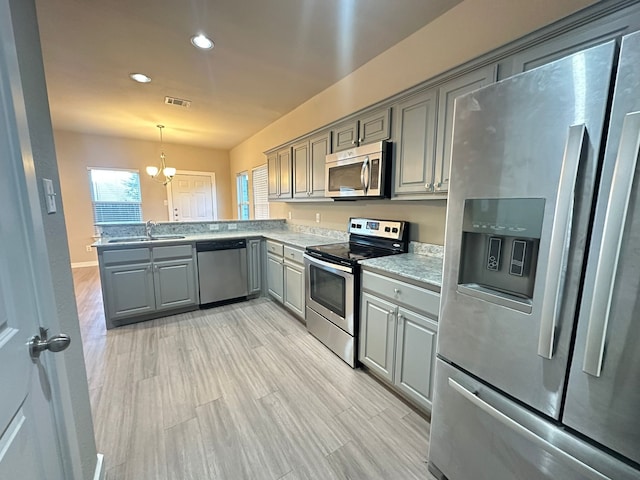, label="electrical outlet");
[85,245,92,252]
[228,223,237,230]
[209,224,219,231]
[315,213,321,223]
